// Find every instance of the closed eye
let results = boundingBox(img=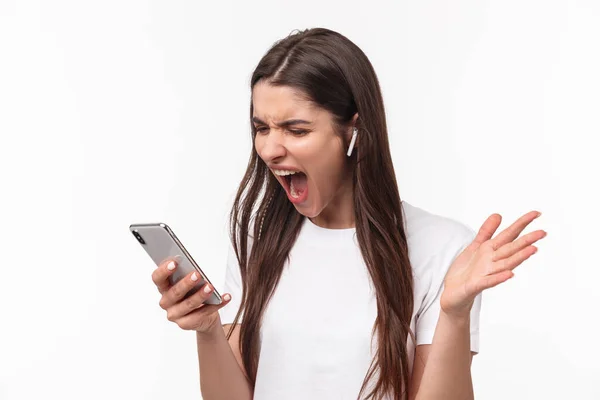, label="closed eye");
[254,127,308,136]
[289,129,308,136]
